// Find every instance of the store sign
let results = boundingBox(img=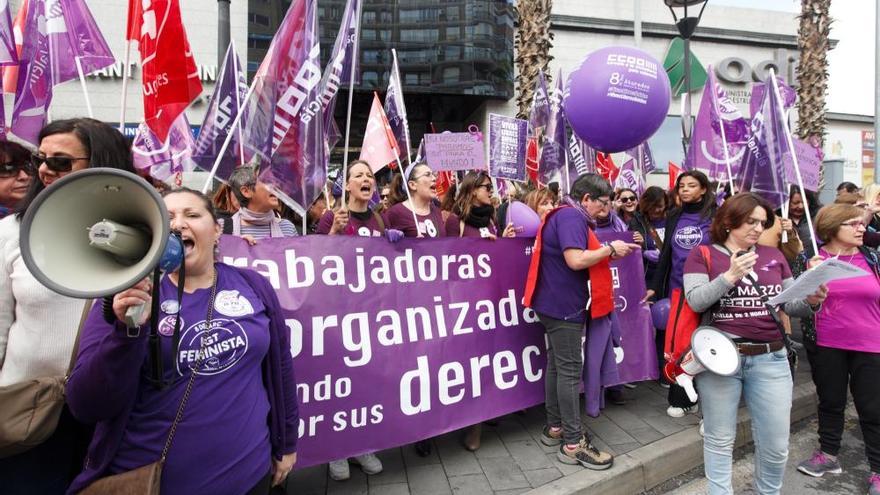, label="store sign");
[87,61,218,83]
[715,50,798,85]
